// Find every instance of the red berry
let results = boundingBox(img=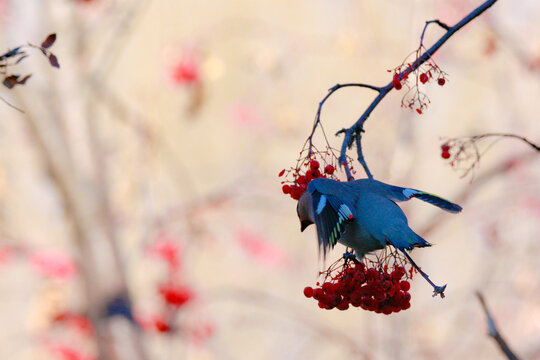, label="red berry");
[324,165,335,175]
[303,287,314,298]
[420,73,428,84]
[438,78,445,86]
[290,186,302,200]
[322,282,333,292]
[337,301,349,311]
[381,280,393,291]
[313,288,323,300]
[441,151,451,159]
[355,272,366,284]
[399,281,410,292]
[282,185,291,194]
[416,108,422,115]
[402,292,411,302]
[310,160,320,170]
[366,268,379,281]
[374,292,387,302]
[297,175,307,184]
[441,143,450,152]
[278,169,285,177]
[401,302,411,310]
[393,80,402,90]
